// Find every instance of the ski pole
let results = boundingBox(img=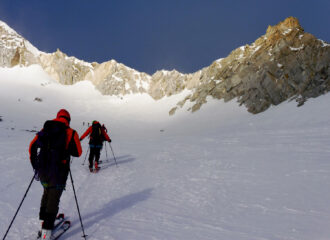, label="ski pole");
[2,173,36,240]
[82,147,89,166]
[109,142,118,167]
[104,141,108,162]
[69,169,87,239]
